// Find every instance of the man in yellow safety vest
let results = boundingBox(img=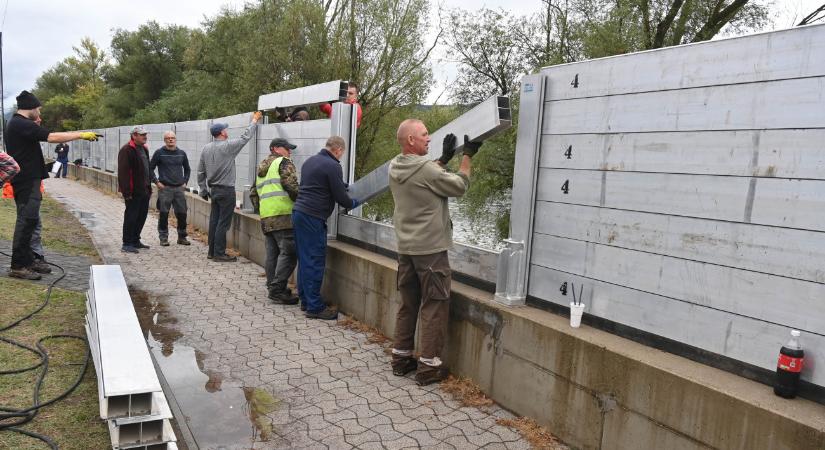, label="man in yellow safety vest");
[250,138,300,305]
